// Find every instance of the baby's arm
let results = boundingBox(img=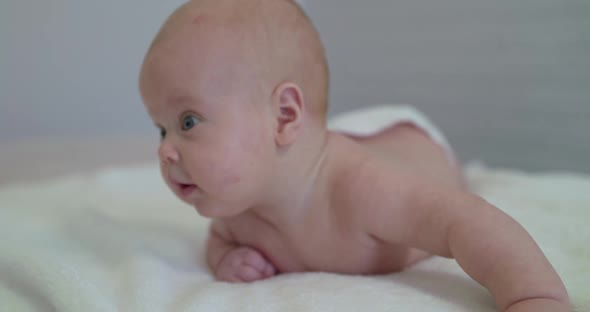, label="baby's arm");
[207,220,277,283]
[360,169,570,312]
